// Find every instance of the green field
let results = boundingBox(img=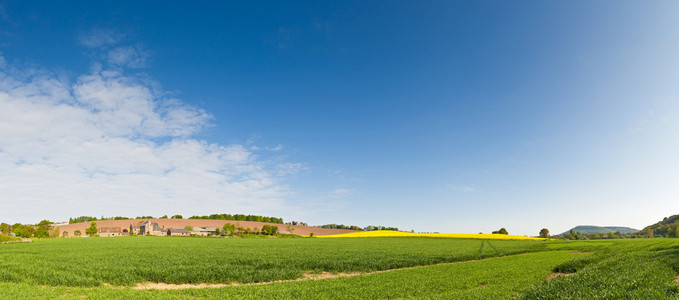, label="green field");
[0,237,678,299]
